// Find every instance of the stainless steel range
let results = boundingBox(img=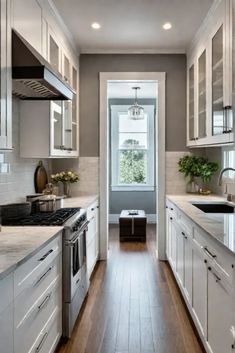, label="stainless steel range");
[62,209,89,338]
[2,207,89,338]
